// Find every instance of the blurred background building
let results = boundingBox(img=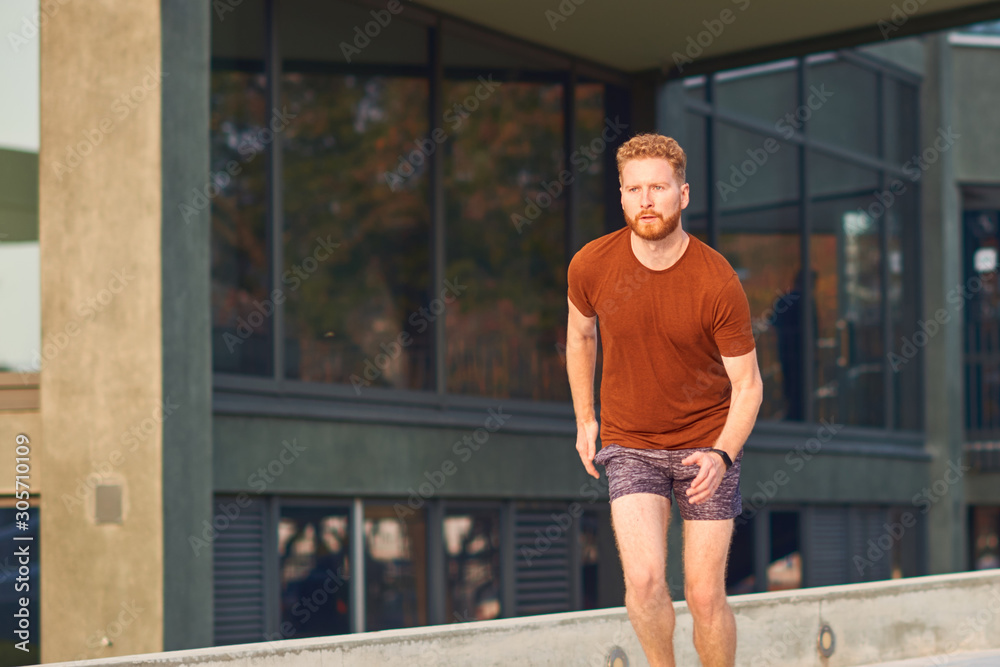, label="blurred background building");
[1,0,1000,663]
